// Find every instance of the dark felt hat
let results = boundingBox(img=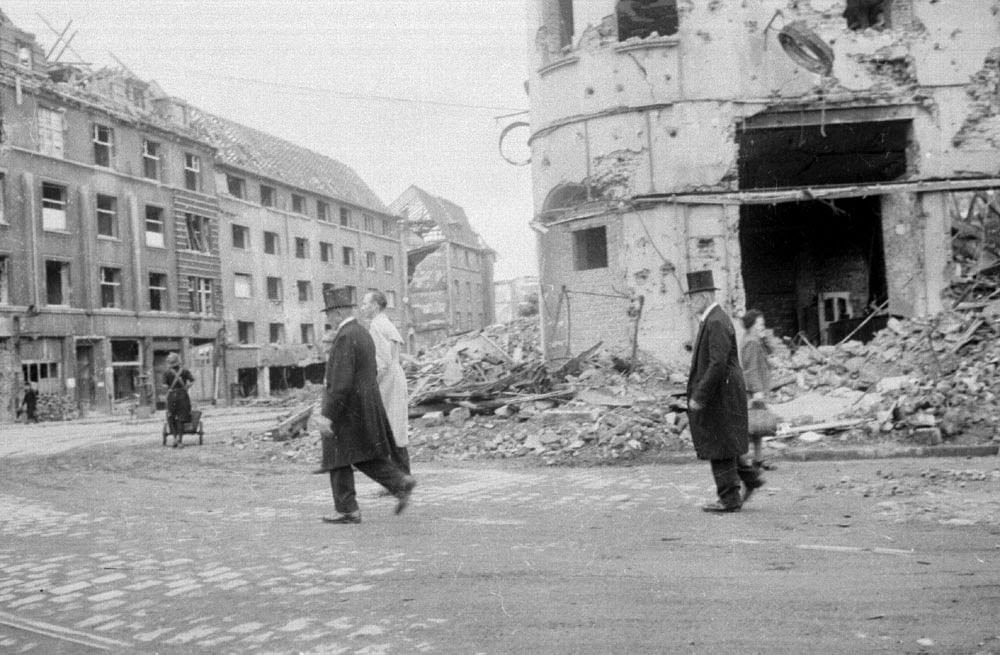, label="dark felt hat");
[322,286,355,312]
[685,270,719,295]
